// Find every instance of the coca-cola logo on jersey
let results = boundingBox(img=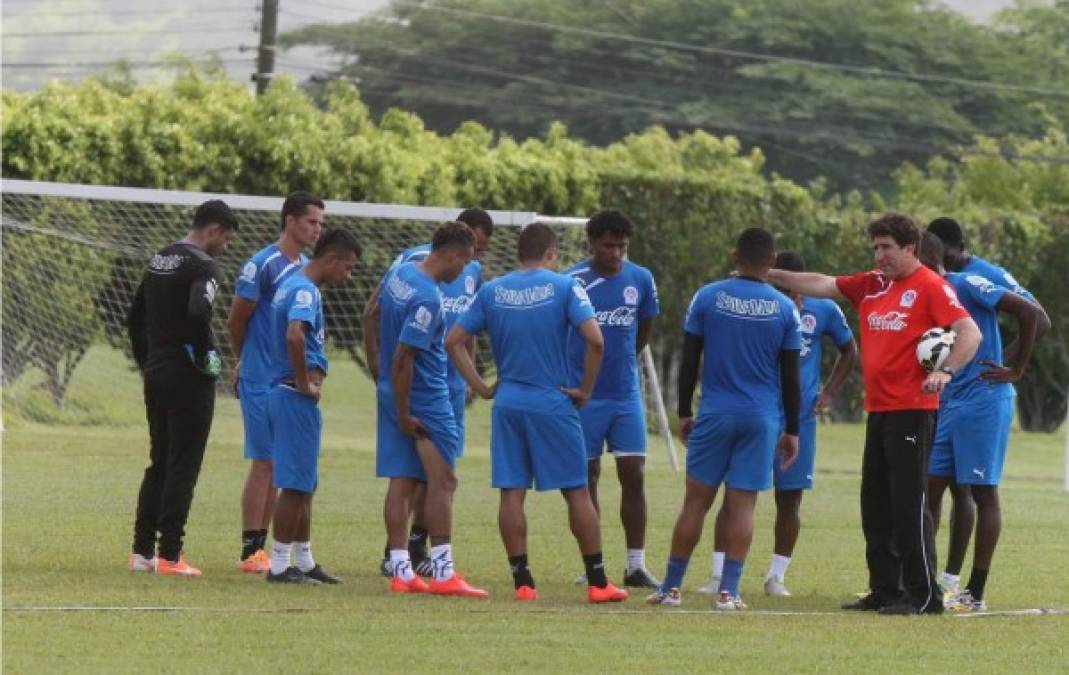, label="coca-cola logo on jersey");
[867,311,909,331]
[596,306,637,327]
